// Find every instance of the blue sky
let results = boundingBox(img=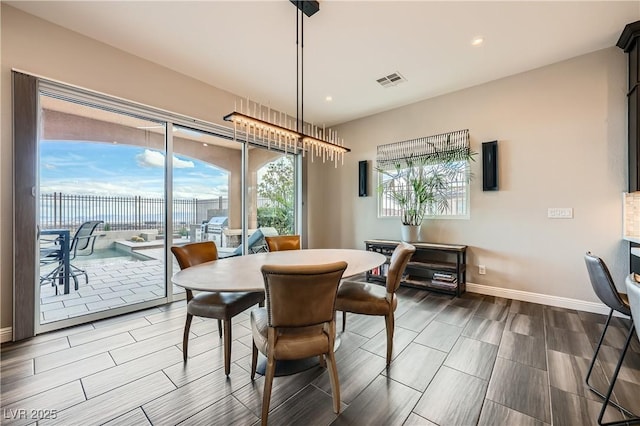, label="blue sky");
[40,141,229,199]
